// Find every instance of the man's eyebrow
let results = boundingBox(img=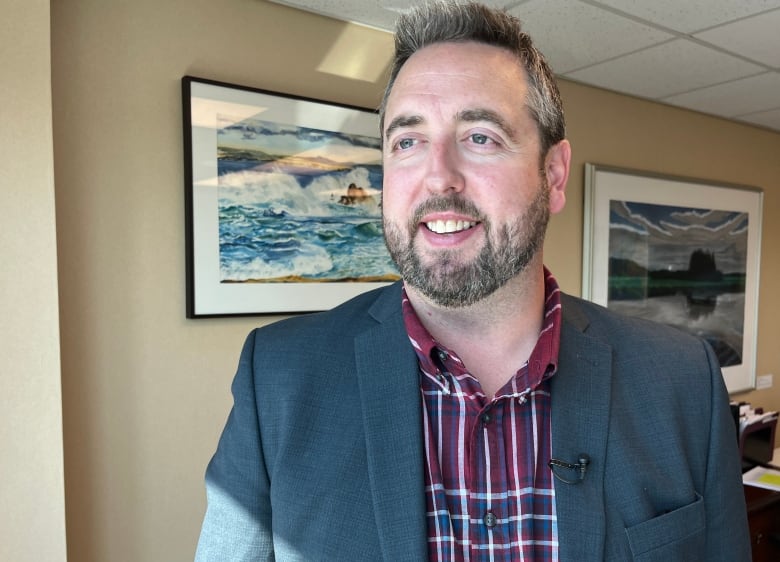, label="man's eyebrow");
[457,108,517,141]
[384,114,424,141]
[383,109,517,141]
